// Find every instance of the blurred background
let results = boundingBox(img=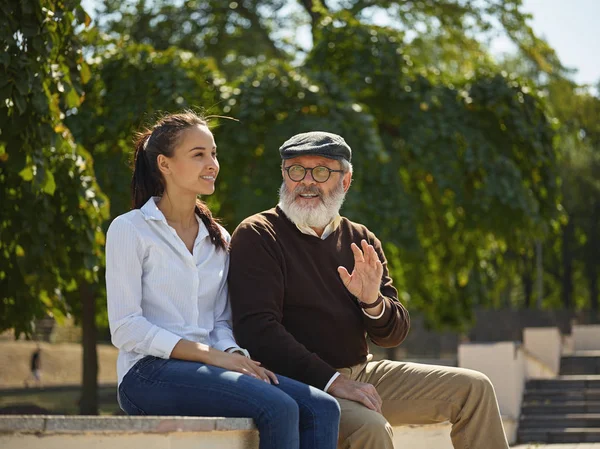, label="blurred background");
[1,0,599,417]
